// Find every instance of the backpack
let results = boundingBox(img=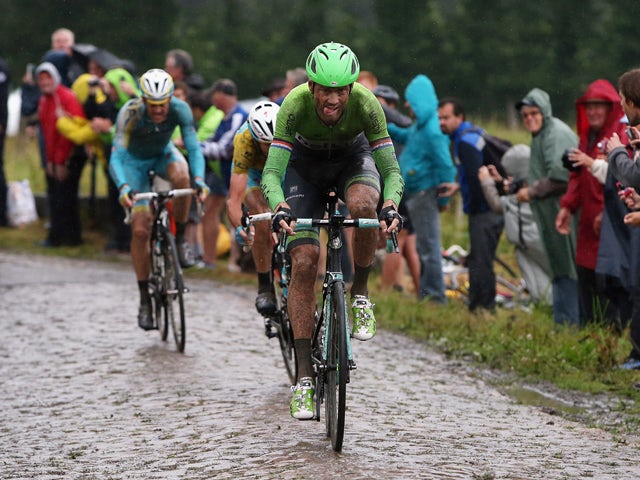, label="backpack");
[461,127,512,179]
